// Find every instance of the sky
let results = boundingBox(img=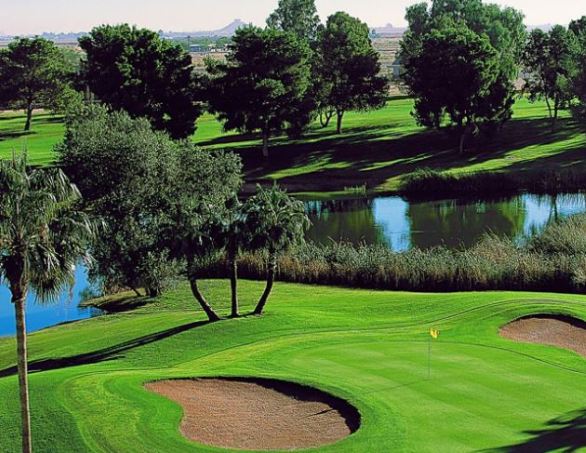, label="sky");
[1,0,584,35]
